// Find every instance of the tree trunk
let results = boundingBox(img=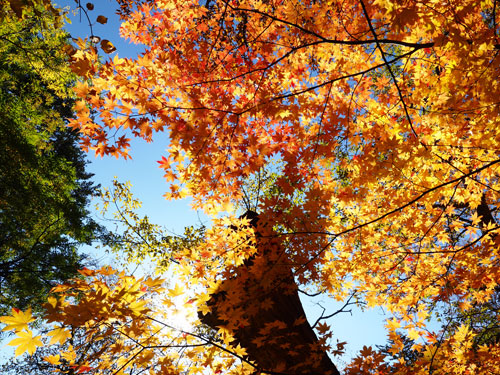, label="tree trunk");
[199,211,340,375]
